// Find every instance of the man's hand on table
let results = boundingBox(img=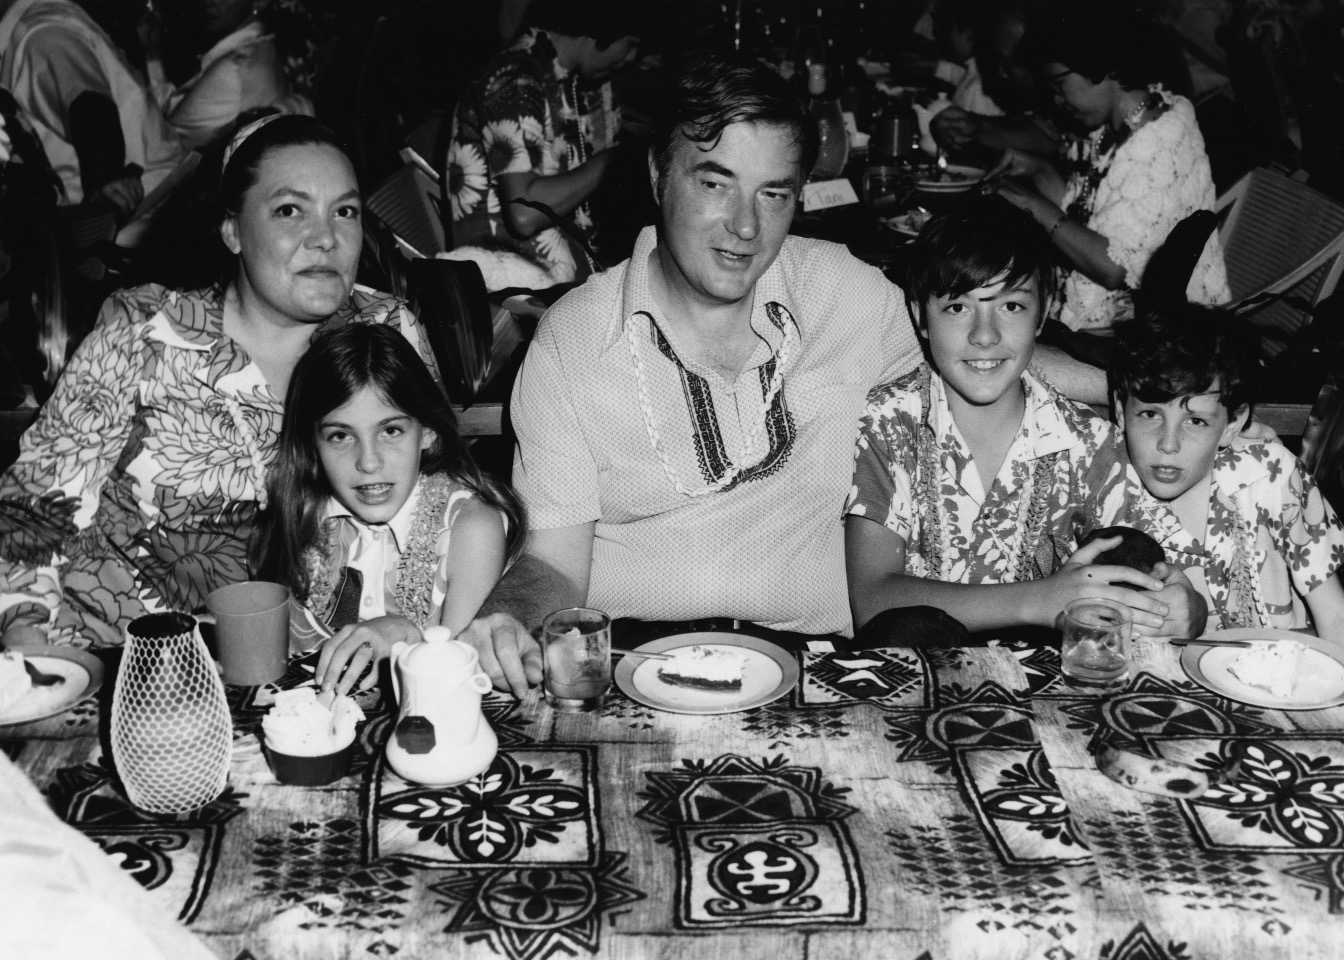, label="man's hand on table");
[458,613,543,699]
